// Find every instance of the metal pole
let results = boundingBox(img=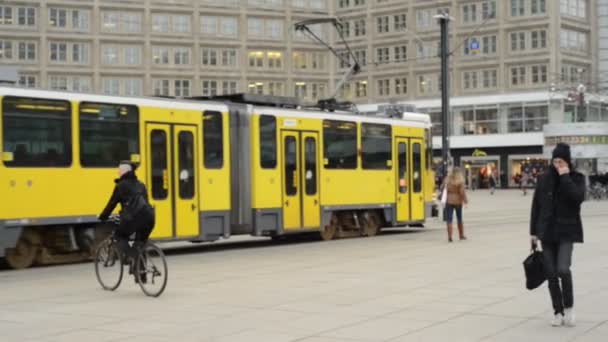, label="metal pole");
[438,15,450,180]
